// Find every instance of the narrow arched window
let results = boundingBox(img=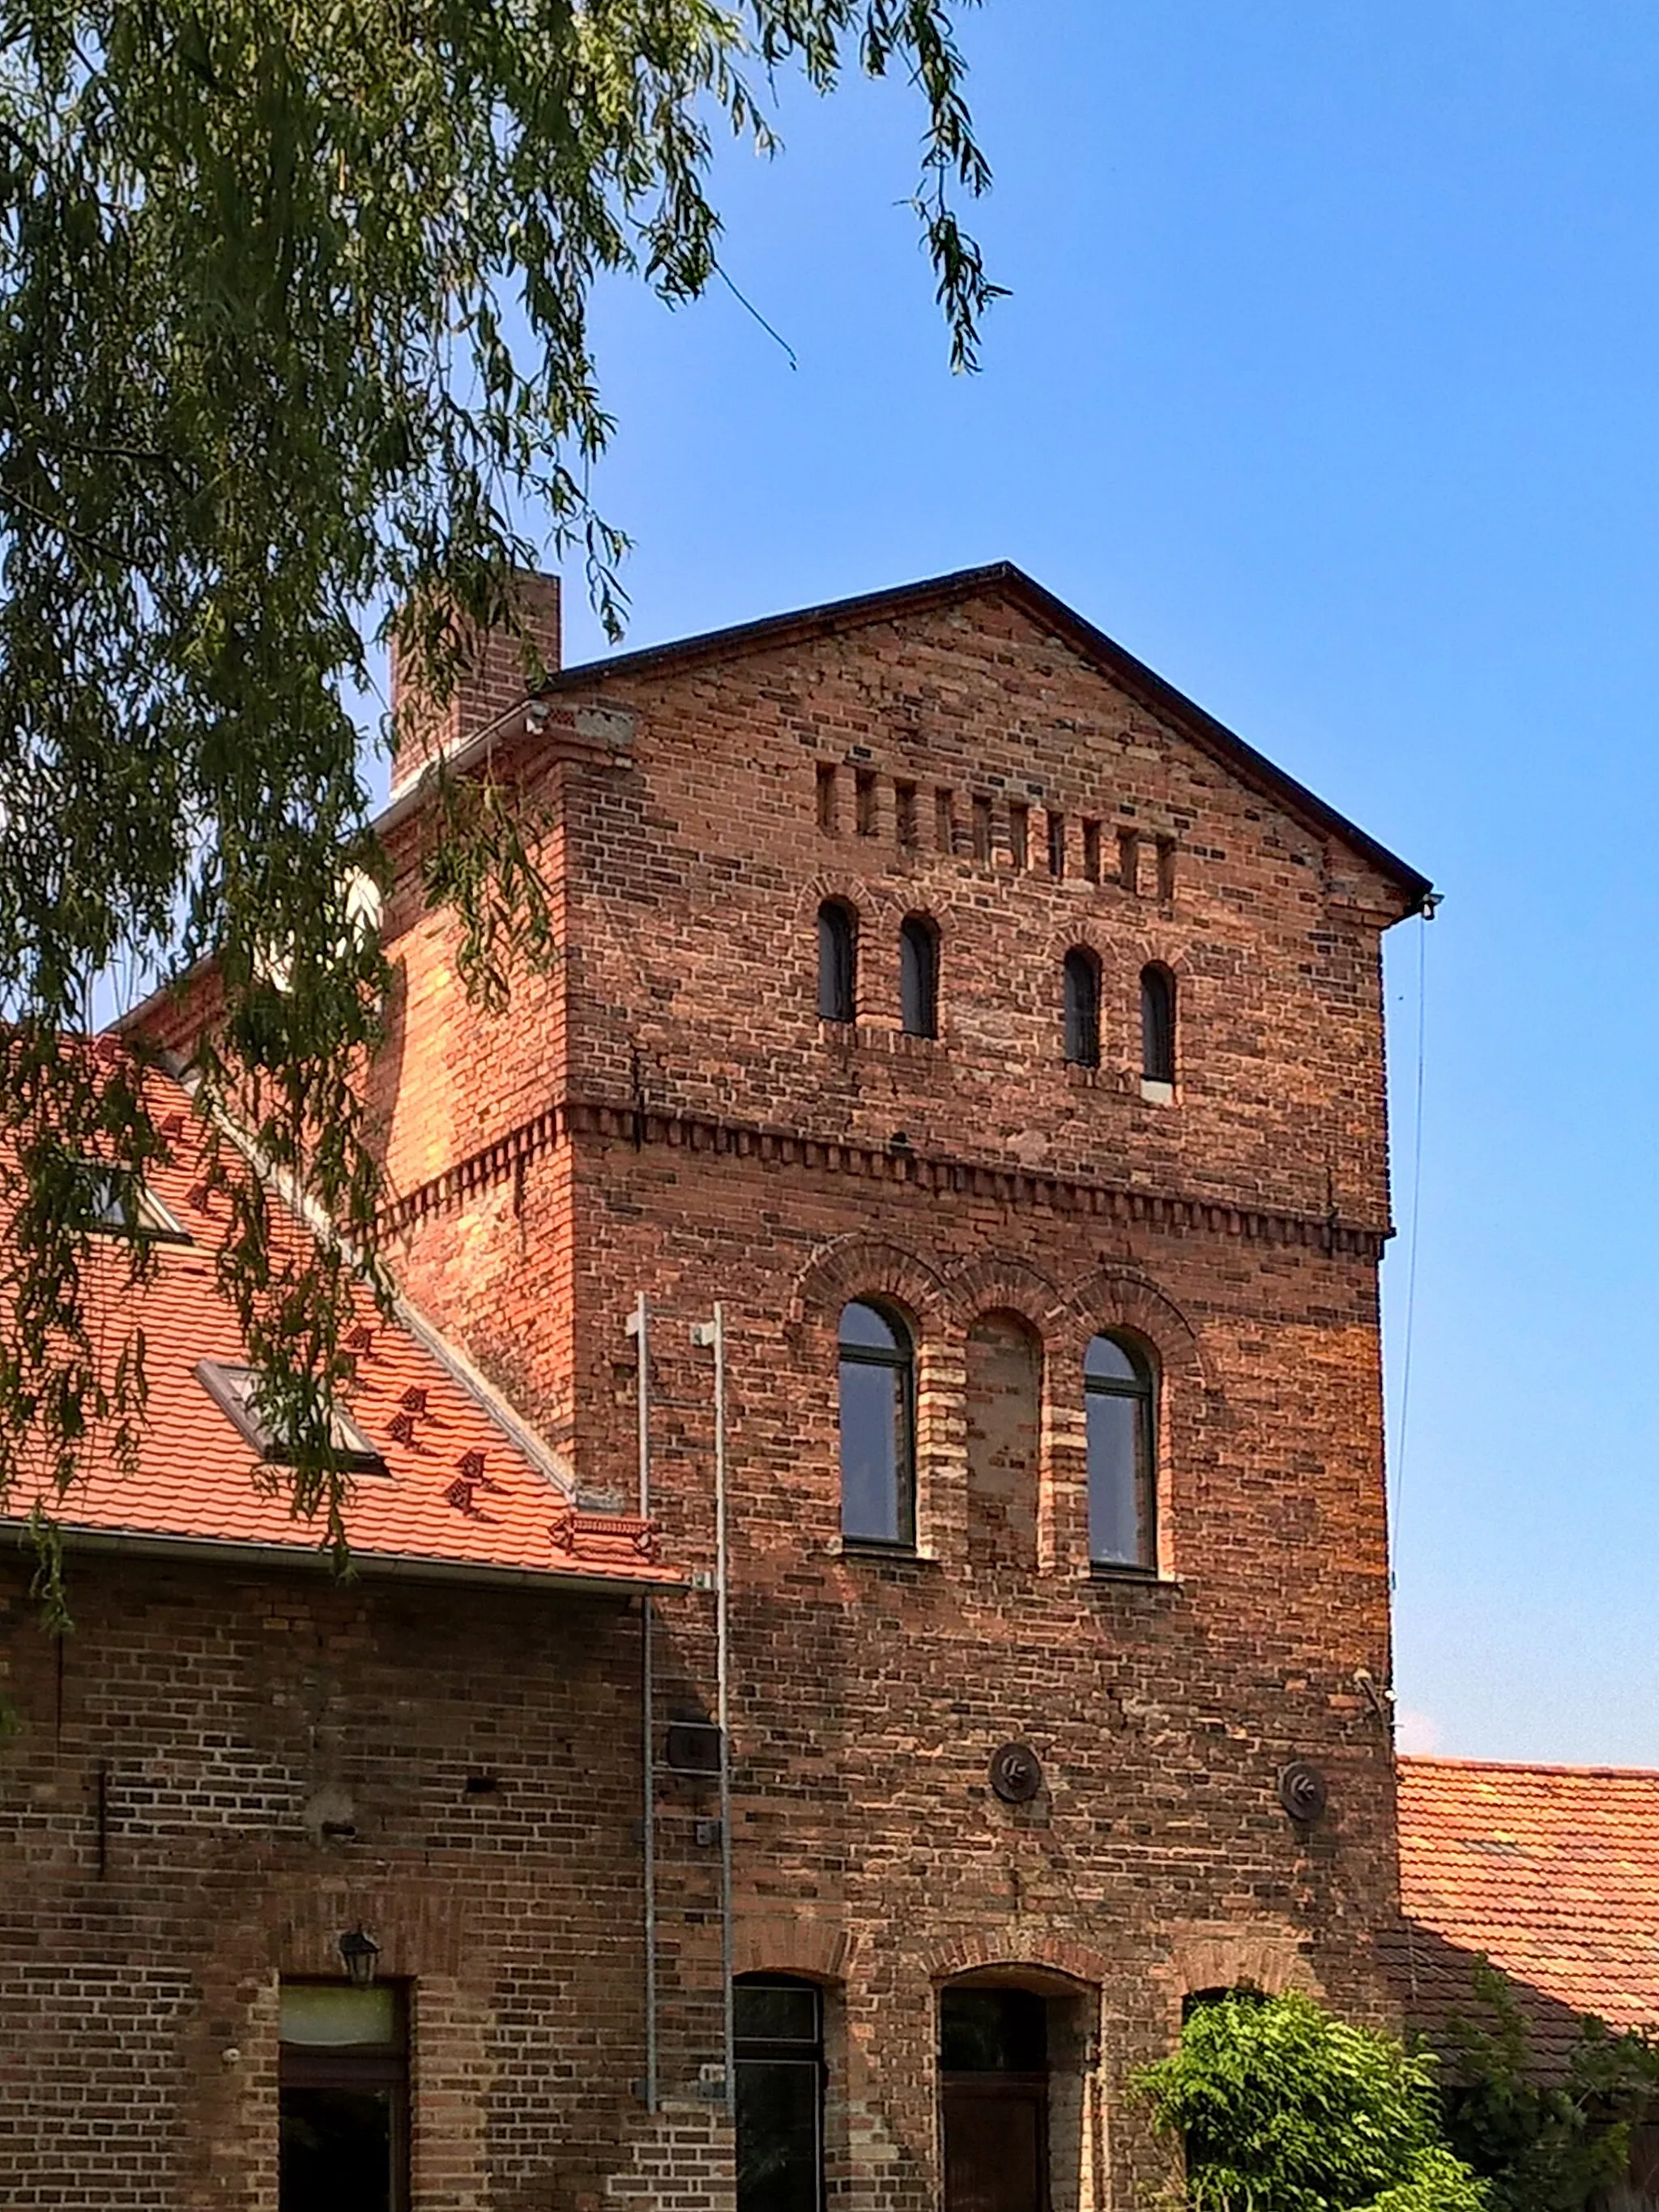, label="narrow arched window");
[1063,948,1101,1068]
[817,901,857,1024]
[899,915,939,1039]
[1141,963,1175,1088]
[838,1300,915,1547]
[1085,1333,1156,1569]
